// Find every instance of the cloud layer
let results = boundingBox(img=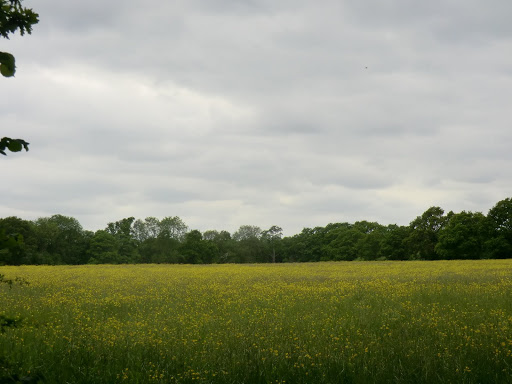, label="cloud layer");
[1,0,511,235]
